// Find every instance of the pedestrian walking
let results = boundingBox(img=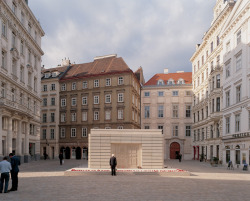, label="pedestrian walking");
[110,154,117,176]
[59,152,64,165]
[179,153,182,162]
[0,157,12,193]
[9,153,20,191]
